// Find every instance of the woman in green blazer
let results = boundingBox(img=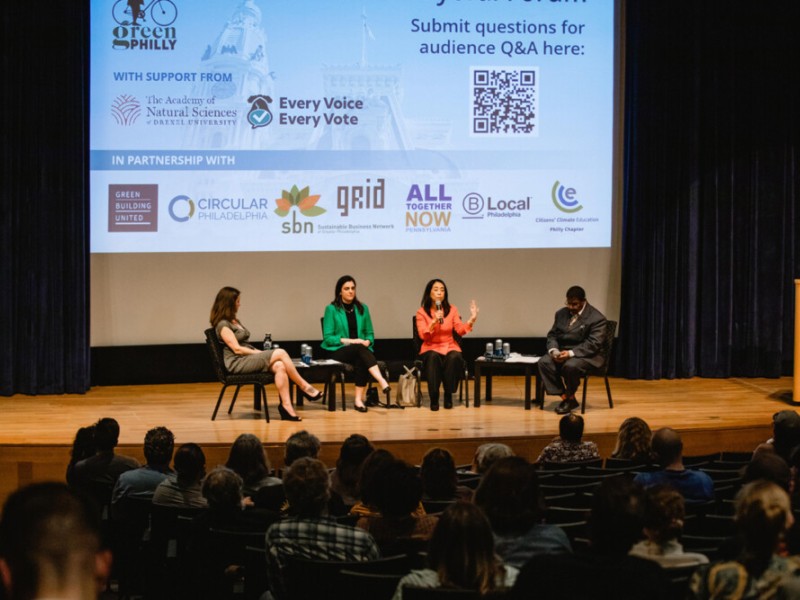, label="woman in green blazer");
[321,275,390,412]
